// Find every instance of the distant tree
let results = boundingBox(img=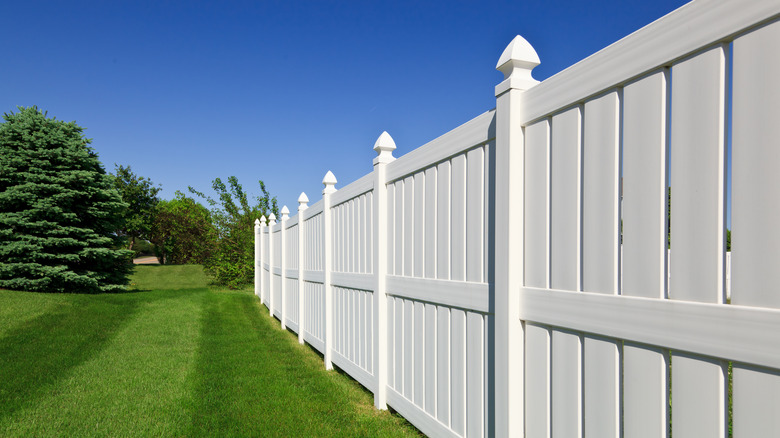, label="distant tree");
[111,164,161,251]
[727,228,731,252]
[0,107,132,293]
[150,192,216,265]
[190,177,278,288]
